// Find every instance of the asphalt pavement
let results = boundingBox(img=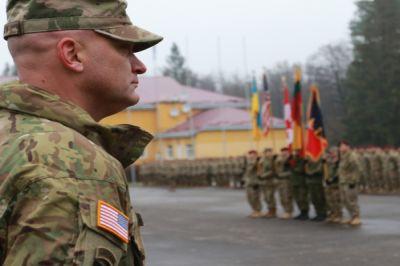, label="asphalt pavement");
[130,186,400,266]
